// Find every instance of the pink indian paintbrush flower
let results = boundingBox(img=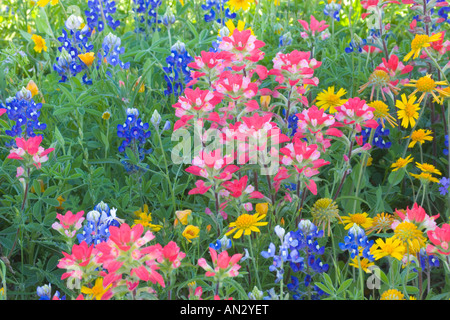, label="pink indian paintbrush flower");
[297,15,329,38]
[392,202,440,232]
[7,135,54,169]
[52,210,85,238]
[222,175,264,199]
[427,223,450,256]
[197,247,243,280]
